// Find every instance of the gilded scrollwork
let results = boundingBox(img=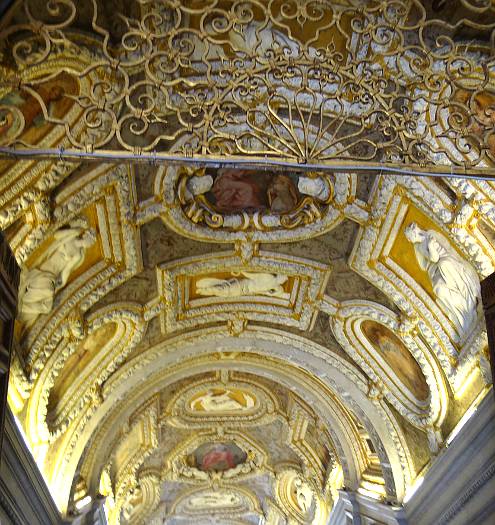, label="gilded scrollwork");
[1,3,494,522]
[0,1,494,178]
